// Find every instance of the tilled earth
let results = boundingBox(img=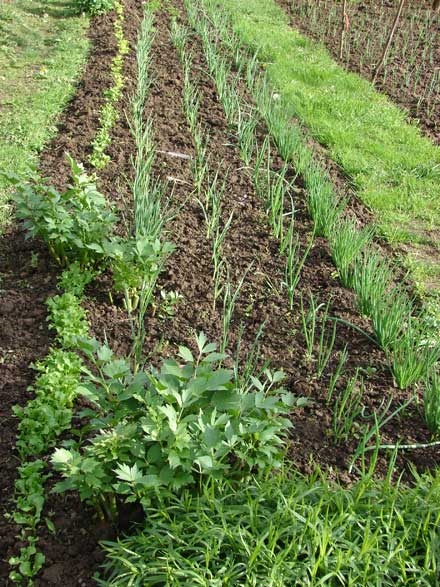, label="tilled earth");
[1,1,439,584]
